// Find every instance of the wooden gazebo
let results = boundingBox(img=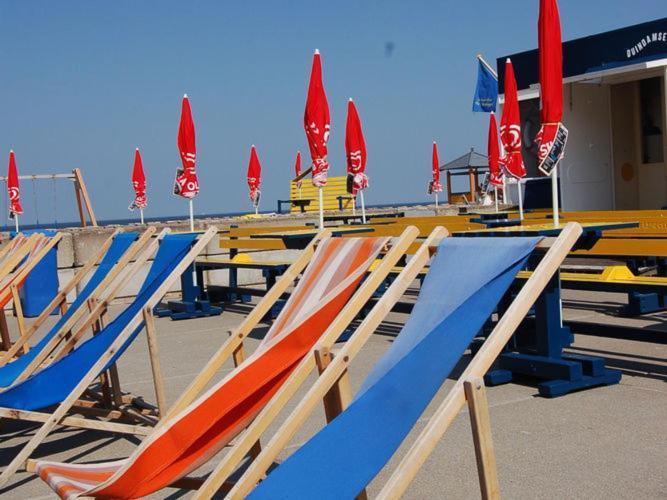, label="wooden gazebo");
[441,148,489,204]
